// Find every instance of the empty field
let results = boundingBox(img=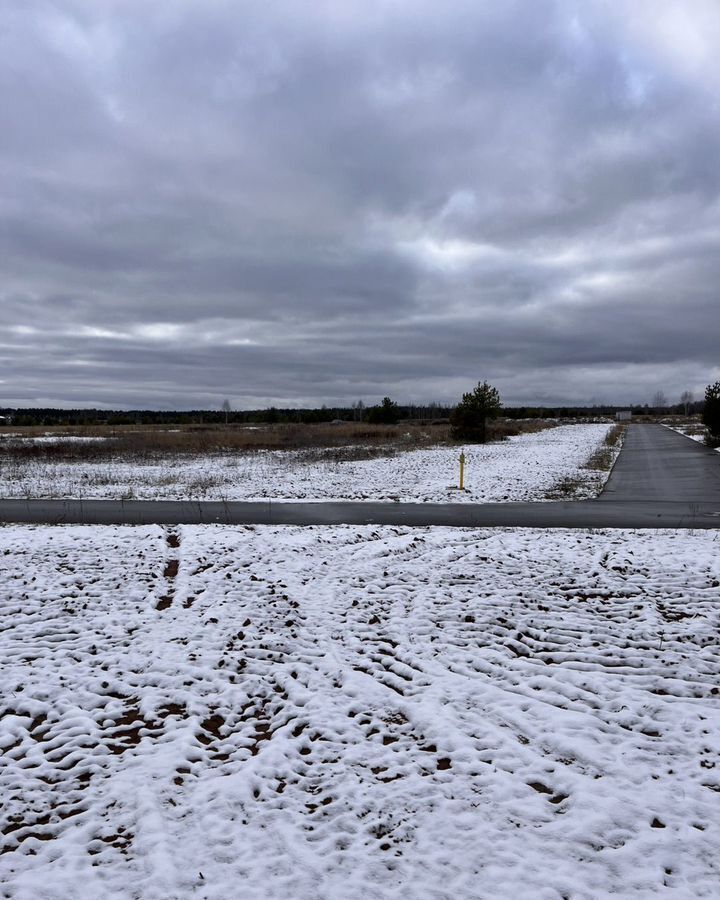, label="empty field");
[0,423,618,502]
[1,524,718,898]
